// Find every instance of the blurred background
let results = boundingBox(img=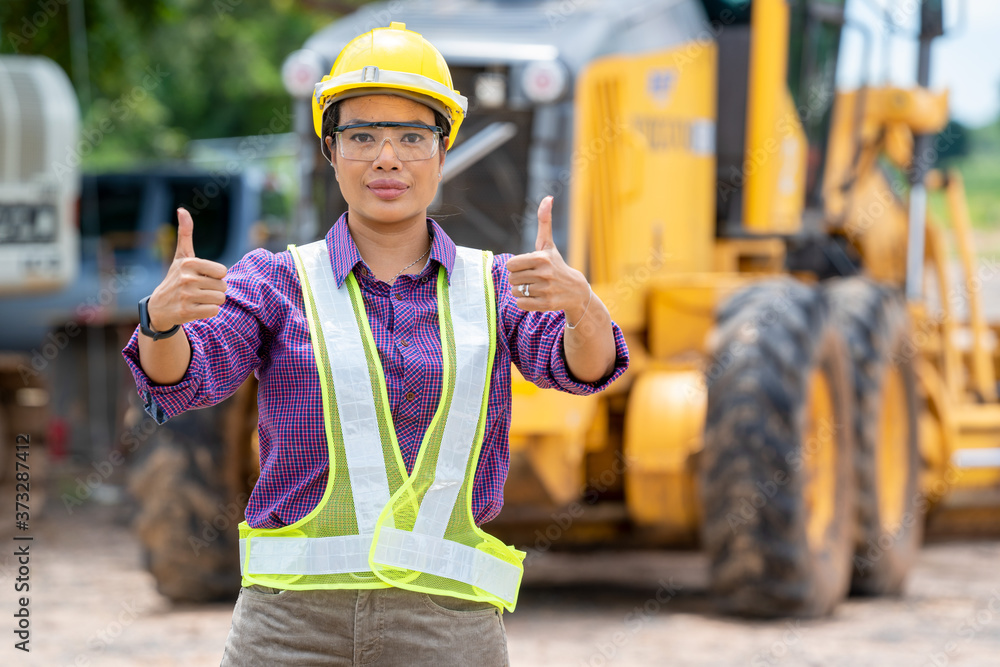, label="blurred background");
[1,0,1000,665]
